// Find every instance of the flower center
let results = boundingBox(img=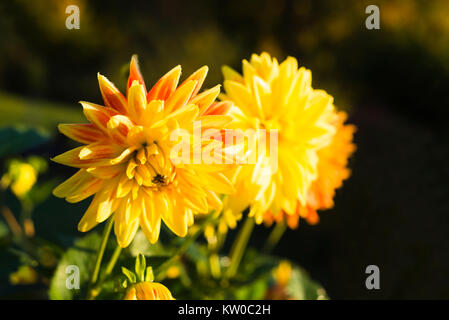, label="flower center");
[125,142,175,189]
